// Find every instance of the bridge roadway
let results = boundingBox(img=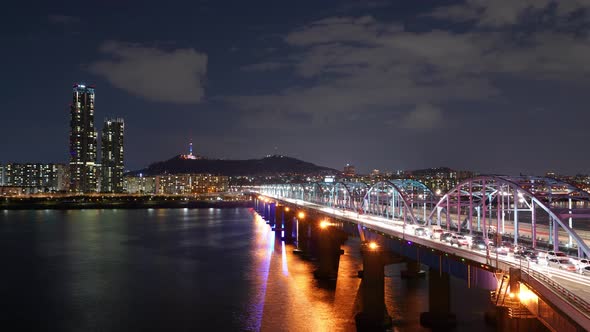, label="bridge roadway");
[407,207,590,246]
[265,195,590,330]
